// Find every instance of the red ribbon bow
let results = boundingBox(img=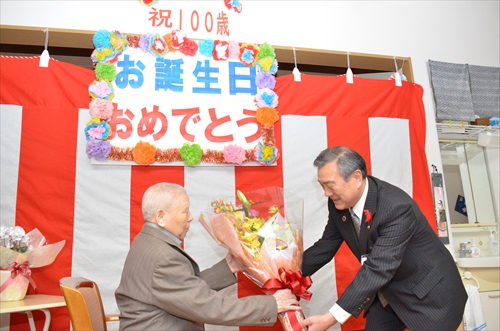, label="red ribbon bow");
[262,268,313,331]
[0,261,37,294]
[364,209,372,224]
[262,267,313,301]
